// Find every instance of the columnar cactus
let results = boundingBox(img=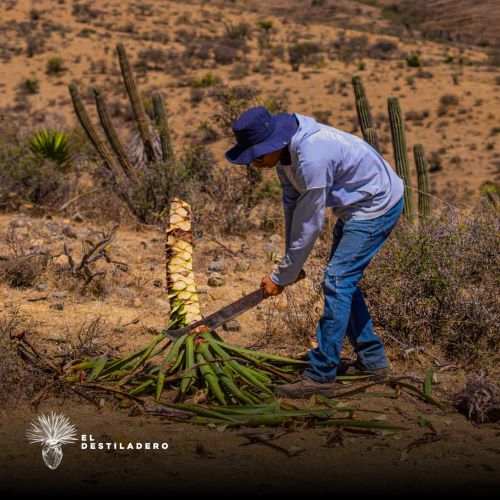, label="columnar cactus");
[388,97,414,223]
[93,87,138,182]
[152,91,175,164]
[68,84,127,188]
[352,76,380,152]
[413,144,432,220]
[116,43,158,164]
[69,44,175,223]
[364,127,380,153]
